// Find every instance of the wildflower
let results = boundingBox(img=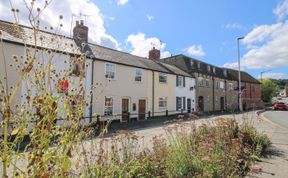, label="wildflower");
[202,156,210,161]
